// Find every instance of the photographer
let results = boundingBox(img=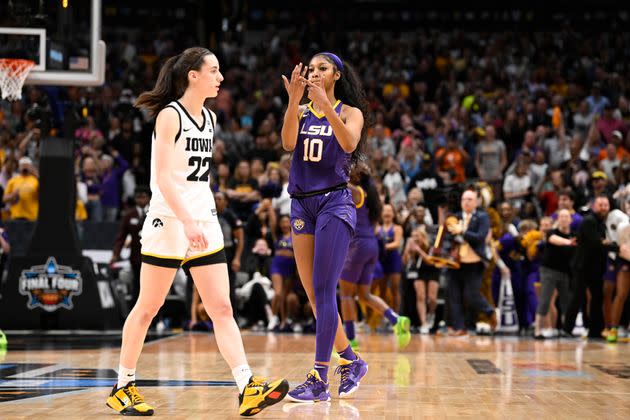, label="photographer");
[2,157,39,221]
[242,198,276,276]
[17,127,42,166]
